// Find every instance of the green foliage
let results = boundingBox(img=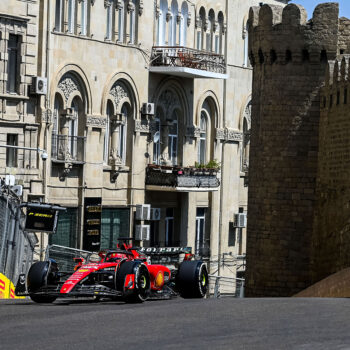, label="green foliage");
[194,159,221,170]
